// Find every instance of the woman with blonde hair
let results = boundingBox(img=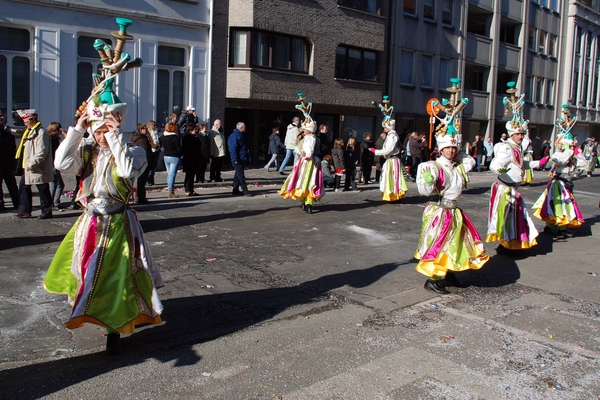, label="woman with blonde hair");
[161,122,182,198]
